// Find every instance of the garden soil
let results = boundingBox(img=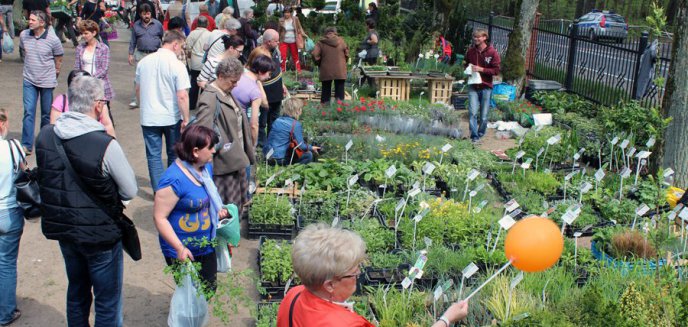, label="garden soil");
[0,40,574,326]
